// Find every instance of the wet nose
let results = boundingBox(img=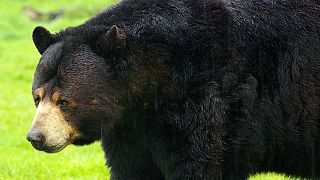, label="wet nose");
[26,130,45,150]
